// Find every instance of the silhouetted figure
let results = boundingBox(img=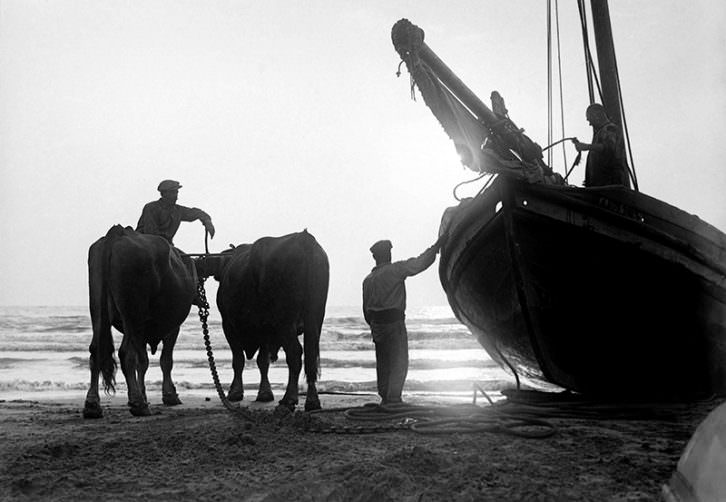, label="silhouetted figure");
[362,238,441,405]
[136,179,215,245]
[574,103,630,188]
